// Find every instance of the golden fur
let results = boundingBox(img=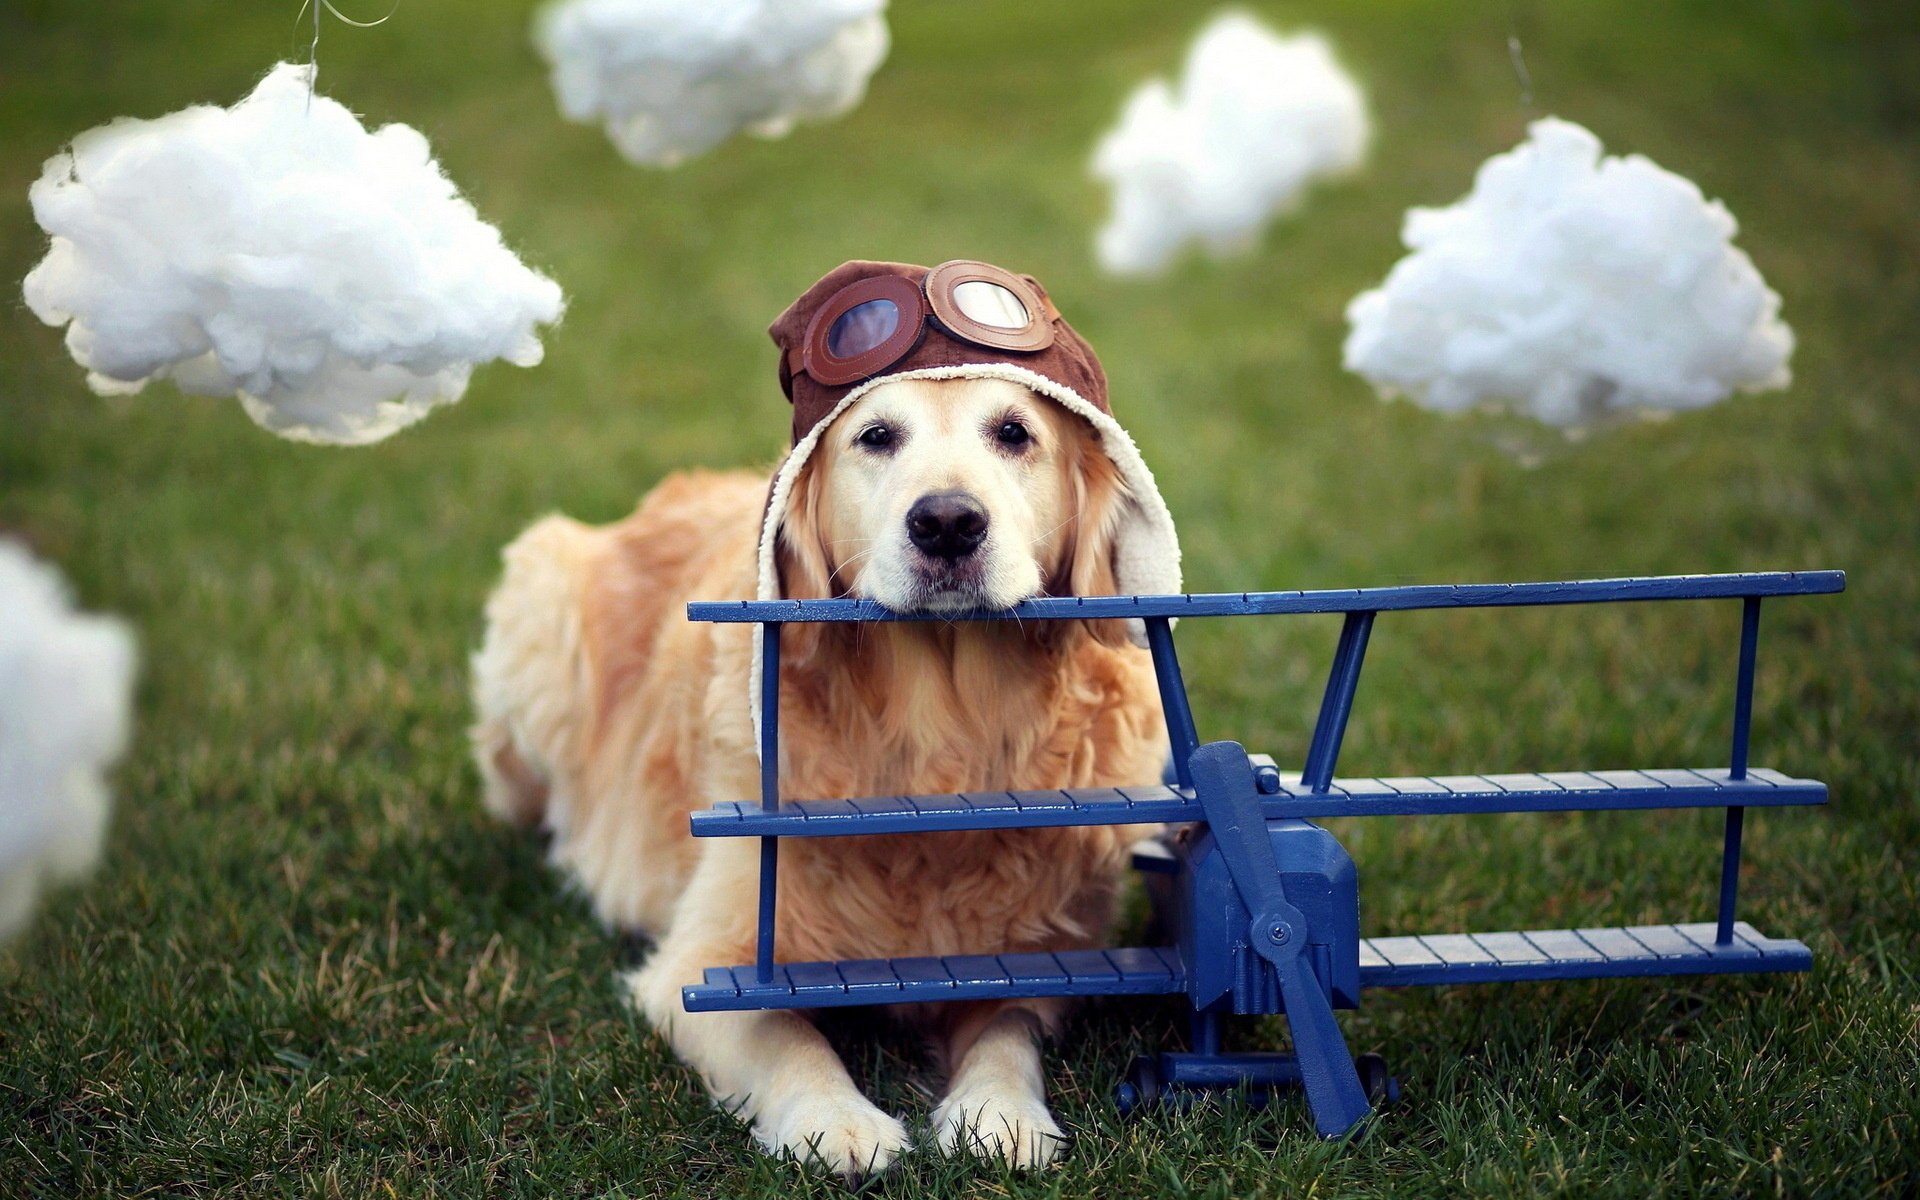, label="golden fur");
[471,378,1166,1174]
